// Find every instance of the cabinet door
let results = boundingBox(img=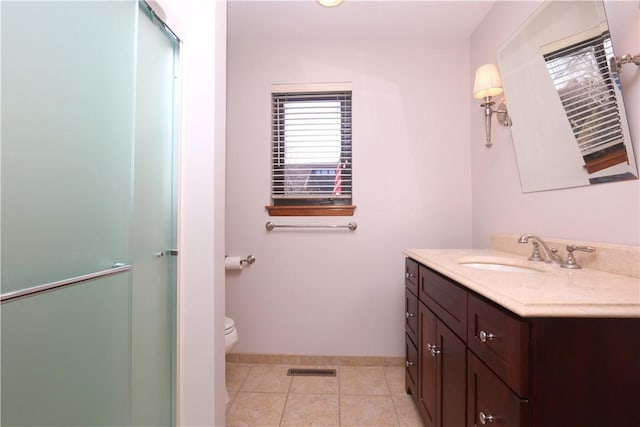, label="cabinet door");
[420,303,467,427]
[419,303,438,427]
[438,321,466,427]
